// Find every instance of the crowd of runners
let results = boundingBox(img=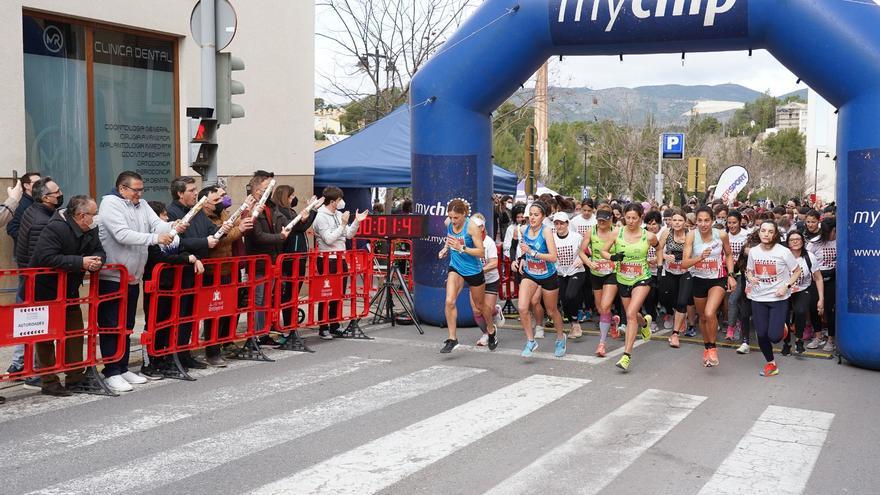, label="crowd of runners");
[441,193,837,377]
